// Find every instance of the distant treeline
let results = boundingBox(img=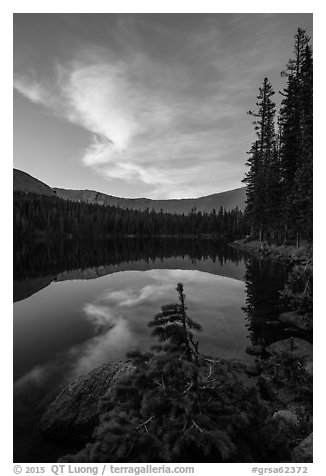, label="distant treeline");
[243,28,312,245]
[13,191,249,240]
[14,237,245,281]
